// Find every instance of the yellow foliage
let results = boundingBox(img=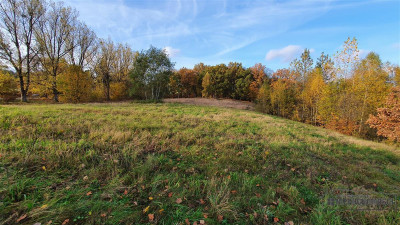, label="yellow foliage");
[58,65,93,103]
[110,82,128,101]
[0,71,19,101]
[30,71,53,98]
